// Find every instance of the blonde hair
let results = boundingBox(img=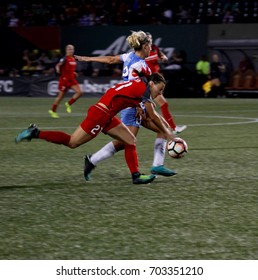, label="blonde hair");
[127,31,150,50]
